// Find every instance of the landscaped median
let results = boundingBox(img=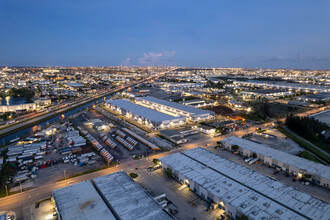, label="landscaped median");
[277,127,330,164]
